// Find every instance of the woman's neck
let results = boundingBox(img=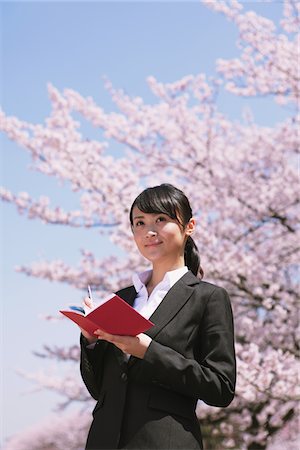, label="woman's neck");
[147,257,185,292]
